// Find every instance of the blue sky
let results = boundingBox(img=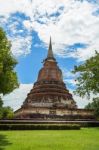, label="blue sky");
[0,0,99,110]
